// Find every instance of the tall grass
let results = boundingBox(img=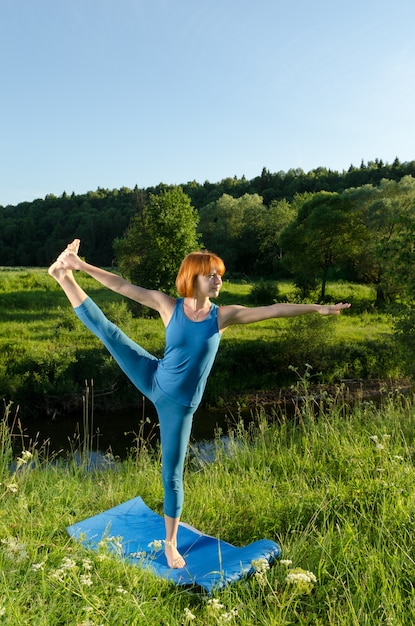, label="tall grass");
[1,381,415,624]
